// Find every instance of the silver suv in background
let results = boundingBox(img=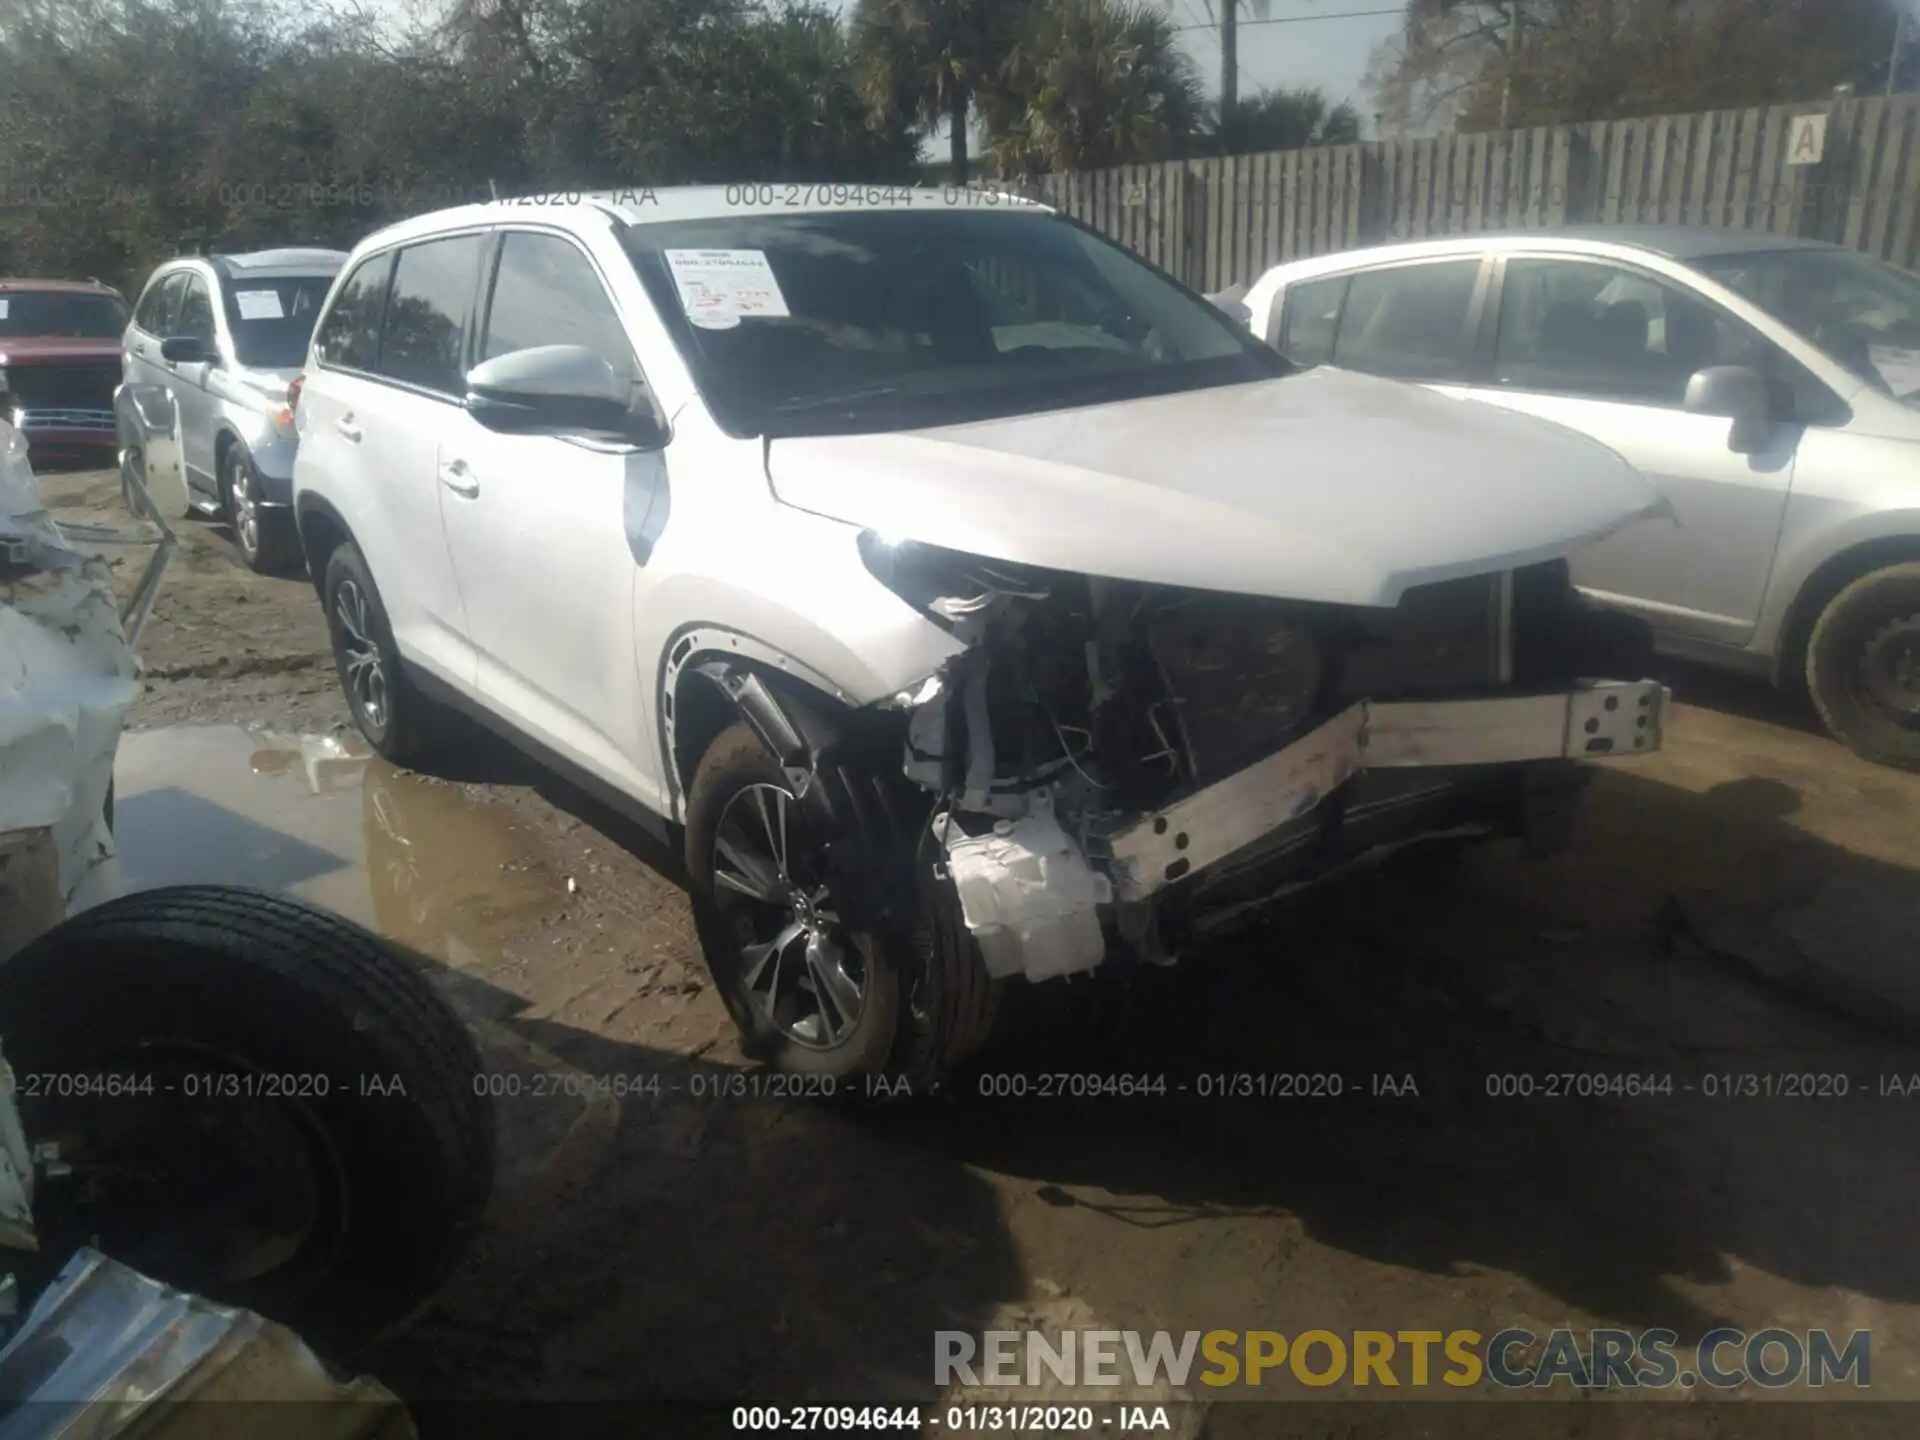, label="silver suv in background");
[1236,228,1920,773]
[117,248,346,572]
